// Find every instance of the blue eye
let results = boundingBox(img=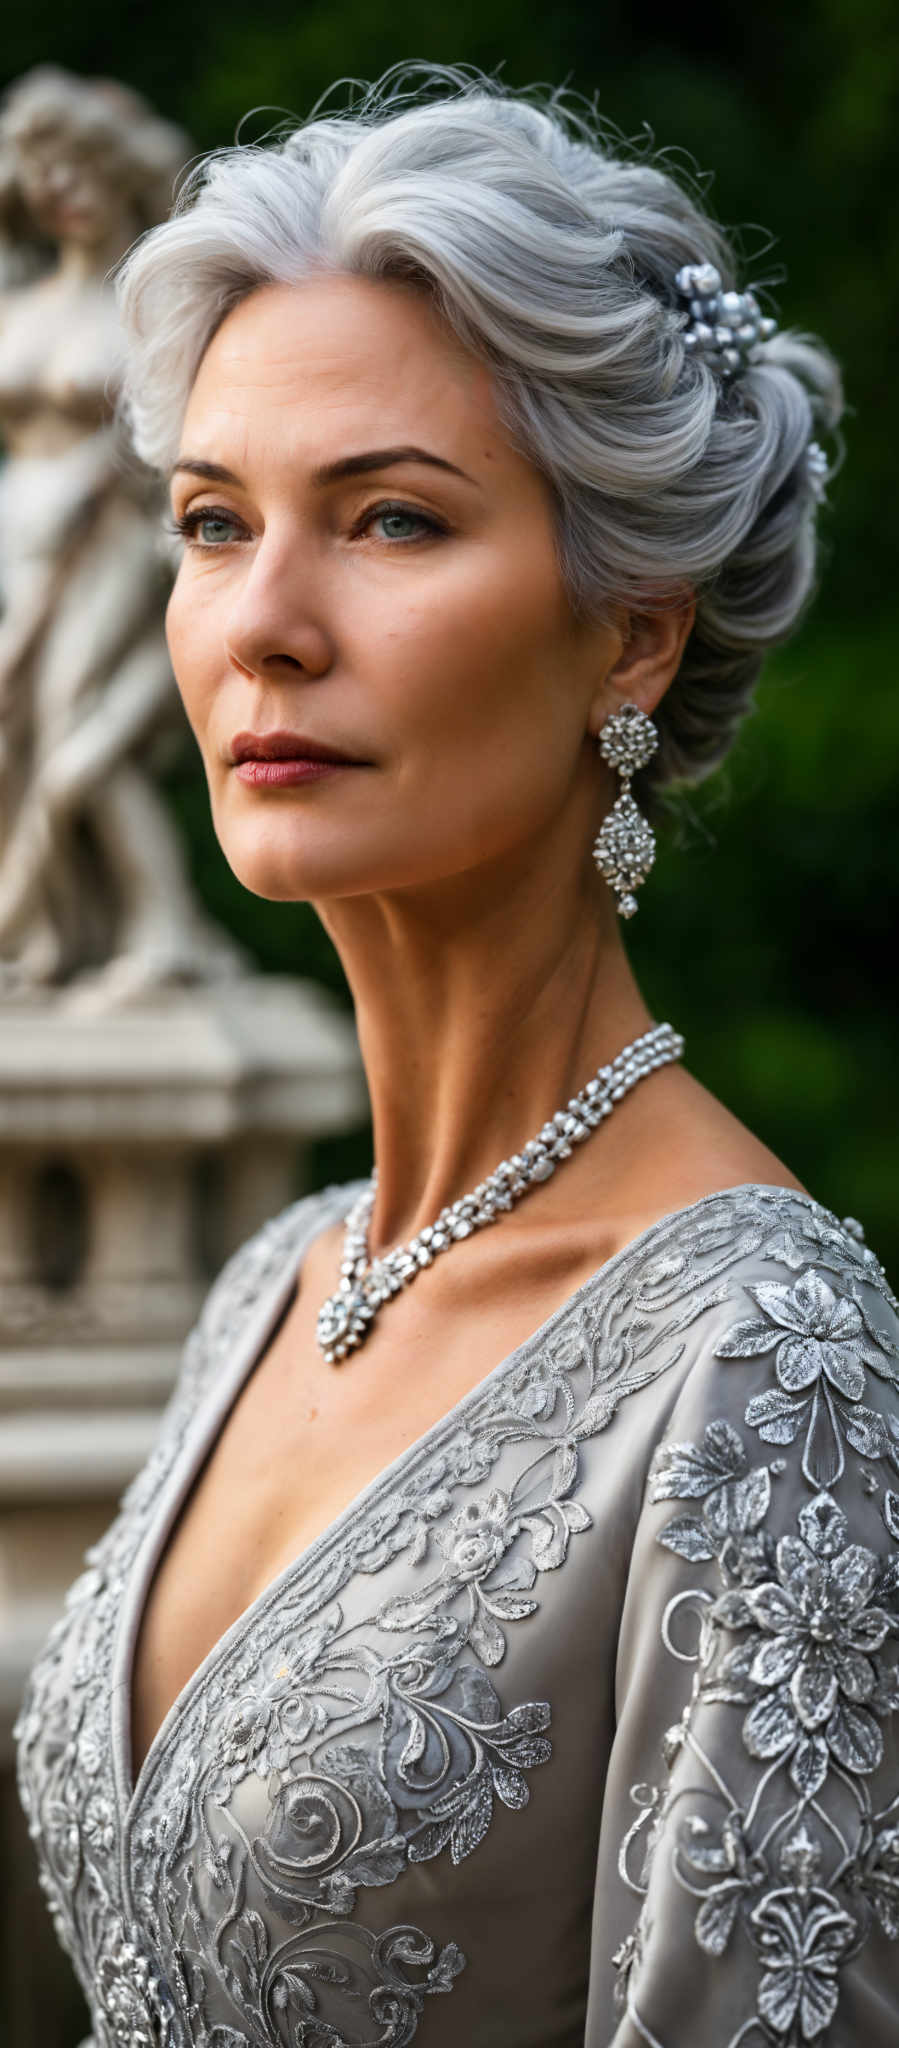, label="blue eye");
[364,502,443,543]
[375,507,425,539]
[173,507,244,547]
[196,514,237,544]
